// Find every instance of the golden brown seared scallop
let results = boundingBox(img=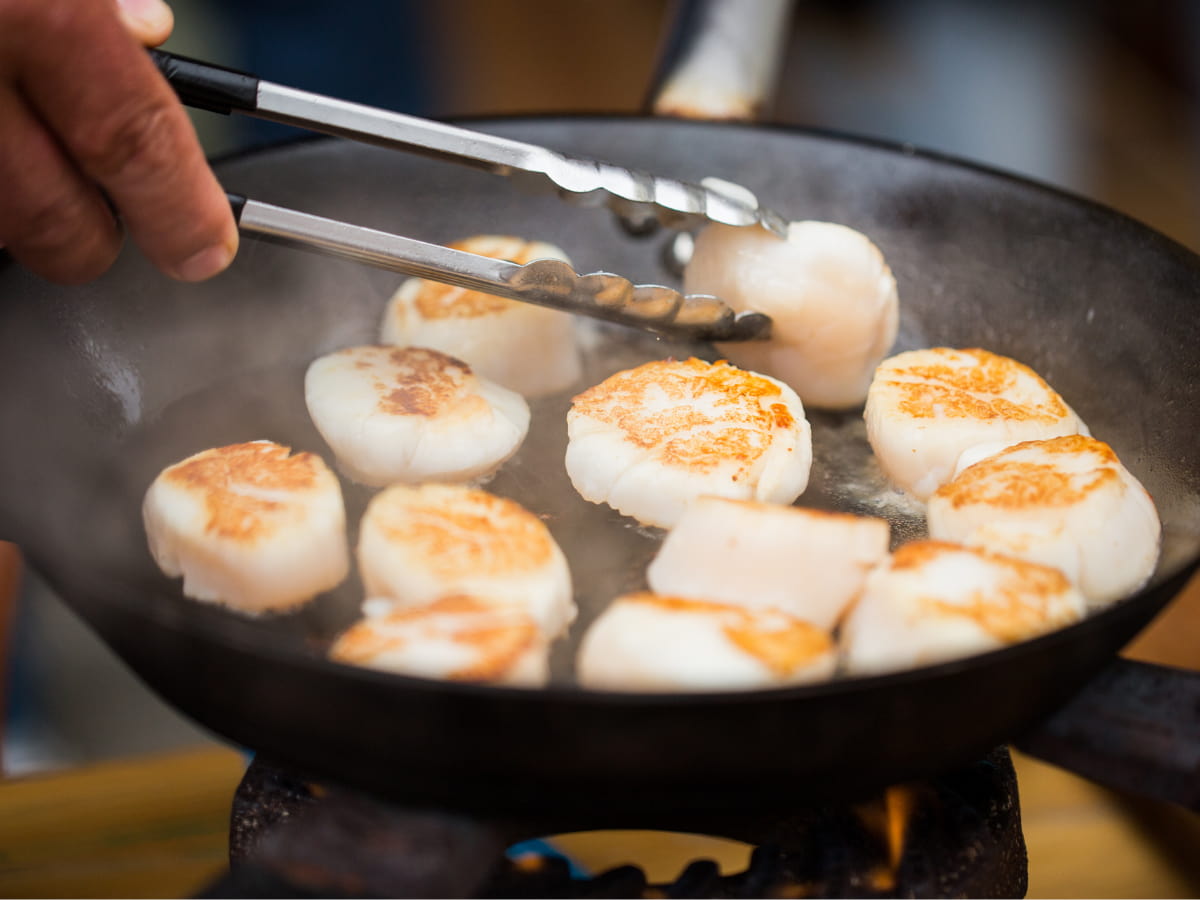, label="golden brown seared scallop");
[864,347,1087,499]
[142,440,348,614]
[577,592,836,692]
[647,496,889,630]
[565,357,812,528]
[357,483,575,638]
[684,220,899,409]
[304,345,529,487]
[329,594,549,687]
[927,435,1160,608]
[381,235,582,397]
[840,540,1087,675]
